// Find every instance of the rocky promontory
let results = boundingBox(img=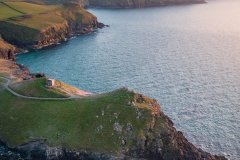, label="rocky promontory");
[0,89,227,160]
[0,1,106,60]
[0,61,227,160]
